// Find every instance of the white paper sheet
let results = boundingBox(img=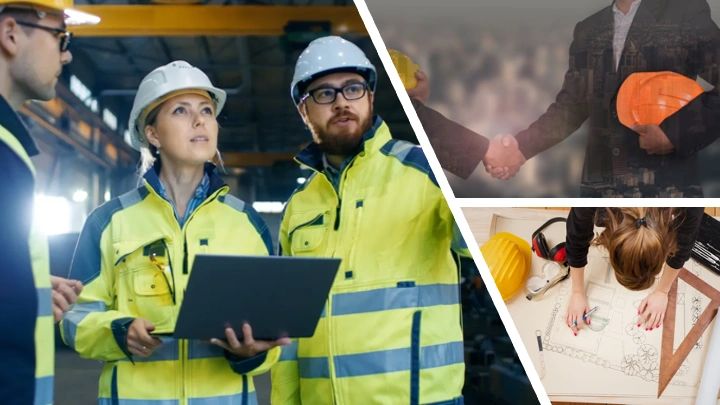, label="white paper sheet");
[489,214,720,401]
